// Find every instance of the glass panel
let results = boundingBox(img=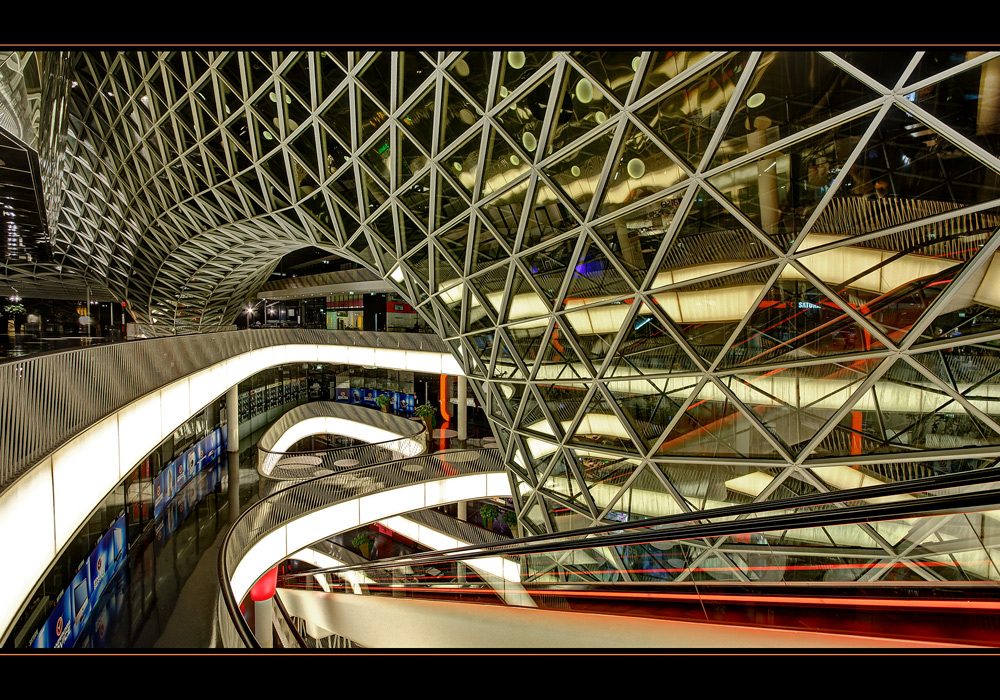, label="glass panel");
[561,298,633,368]
[637,52,751,170]
[912,346,1000,424]
[572,51,642,106]
[360,128,392,189]
[468,215,512,274]
[607,301,698,376]
[493,71,553,163]
[808,357,999,458]
[397,170,430,232]
[398,127,429,184]
[535,322,591,381]
[318,86,352,150]
[596,118,687,221]
[520,181,583,253]
[834,50,916,88]
[441,127,485,196]
[433,170,468,232]
[657,379,780,458]
[807,106,1000,249]
[521,234,578,306]
[652,187,776,290]
[318,51,347,95]
[399,86,436,155]
[358,51,393,110]
[718,276,887,369]
[562,235,633,304]
[606,376,693,450]
[447,52,492,109]
[440,76,483,150]
[711,52,880,169]
[721,358,884,457]
[549,61,621,156]
[543,124,618,219]
[501,263,549,324]
[495,51,554,101]
[636,50,716,103]
[601,466,676,522]
[319,124,350,180]
[479,170,530,239]
[796,219,1000,348]
[652,265,777,366]
[536,381,590,429]
[506,319,547,375]
[709,113,877,249]
[569,387,639,454]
